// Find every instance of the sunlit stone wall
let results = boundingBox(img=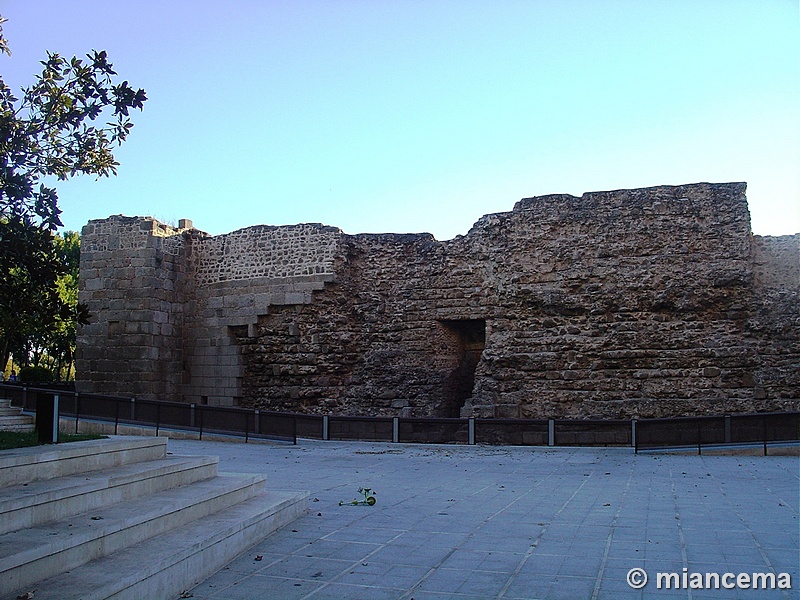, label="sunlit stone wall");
[77,183,799,418]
